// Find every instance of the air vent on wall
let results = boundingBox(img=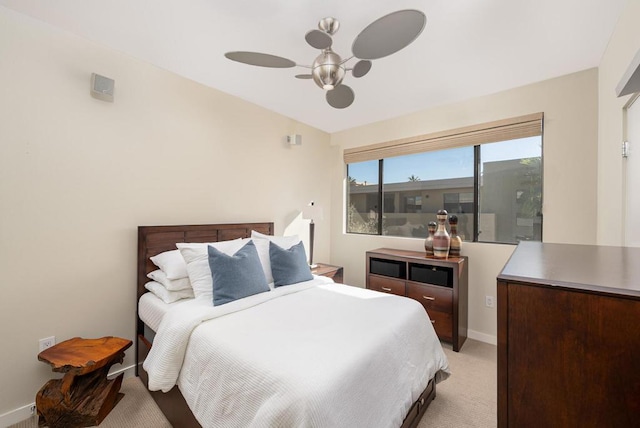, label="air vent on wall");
[90,73,114,102]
